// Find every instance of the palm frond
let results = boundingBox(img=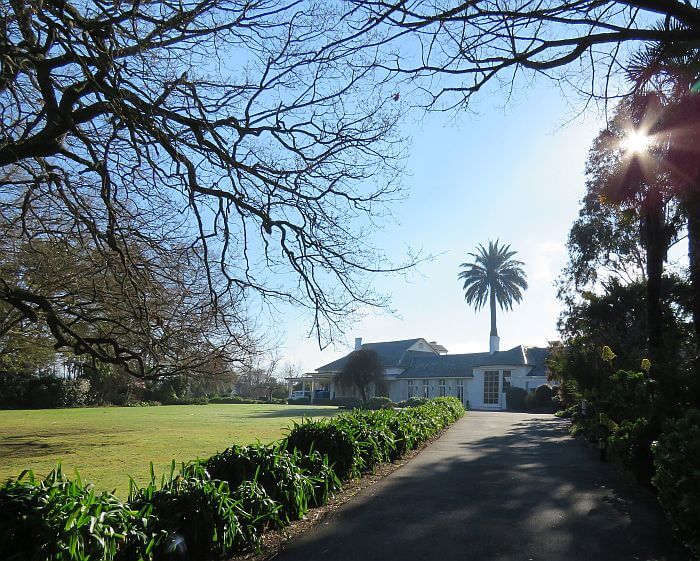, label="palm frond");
[457,239,528,316]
